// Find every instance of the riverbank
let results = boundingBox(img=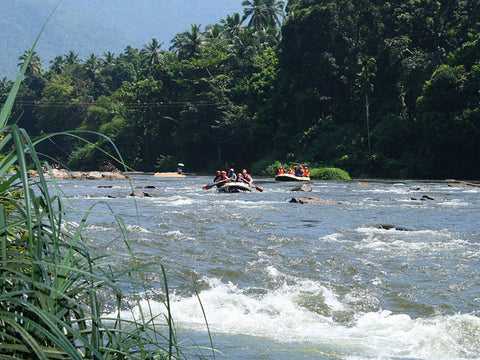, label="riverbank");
[28,169,128,180]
